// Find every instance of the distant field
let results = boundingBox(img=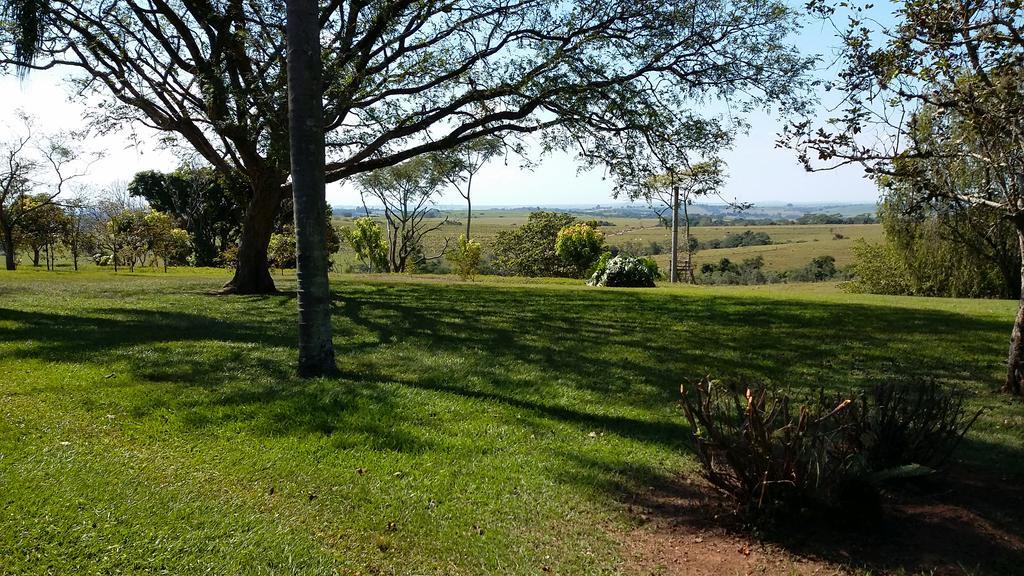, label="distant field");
[333,209,883,273]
